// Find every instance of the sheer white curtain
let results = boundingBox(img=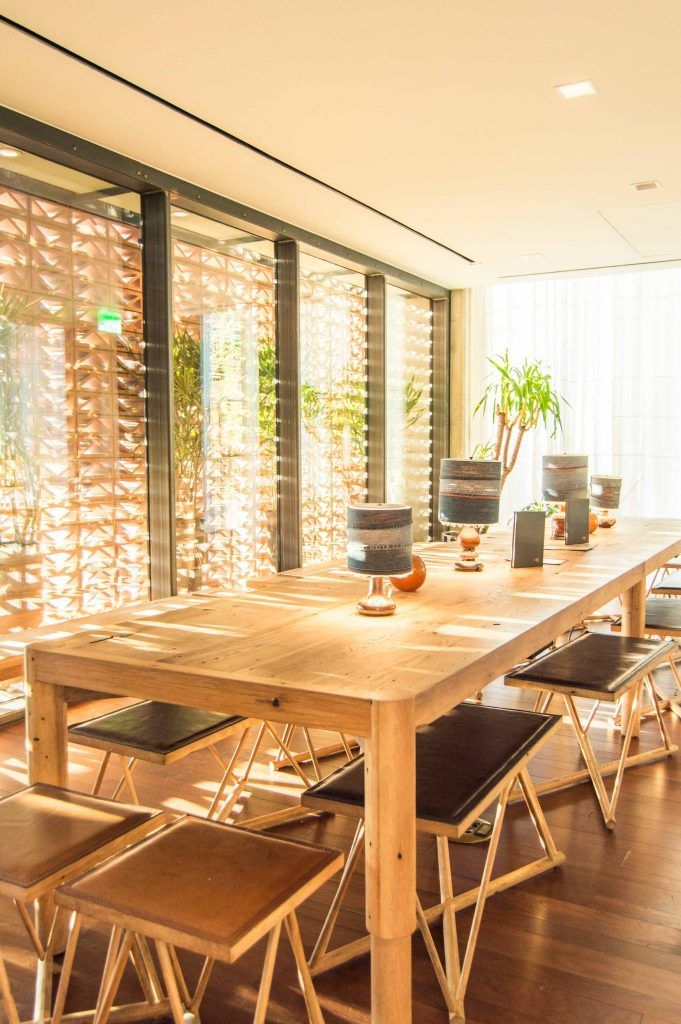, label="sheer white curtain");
[468,267,681,521]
